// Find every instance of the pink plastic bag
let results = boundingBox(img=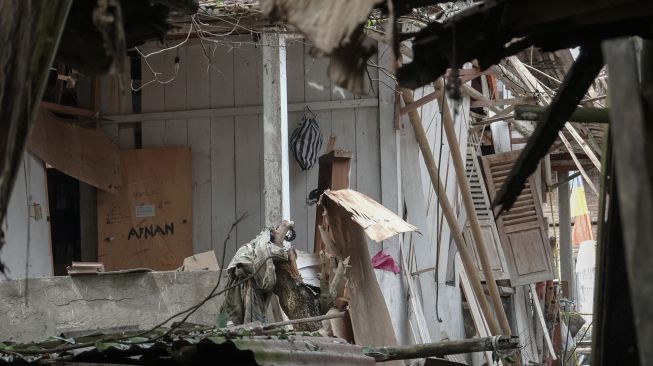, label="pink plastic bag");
[371,250,401,274]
